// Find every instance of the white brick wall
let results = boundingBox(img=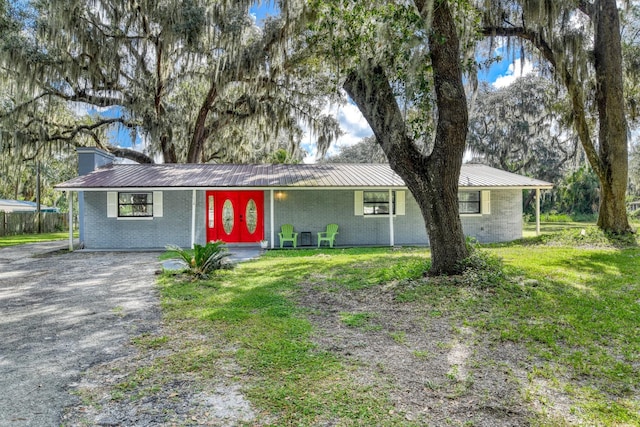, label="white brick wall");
[83,188,523,249]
